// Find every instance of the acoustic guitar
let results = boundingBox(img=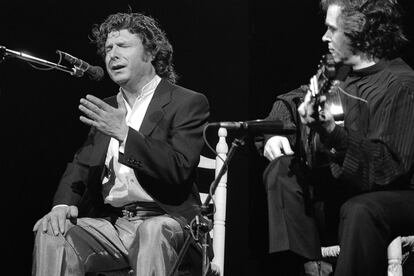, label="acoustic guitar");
[304,54,347,169]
